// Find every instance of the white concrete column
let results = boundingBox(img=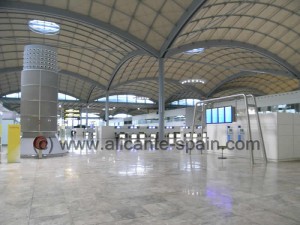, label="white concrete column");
[158,58,165,141]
